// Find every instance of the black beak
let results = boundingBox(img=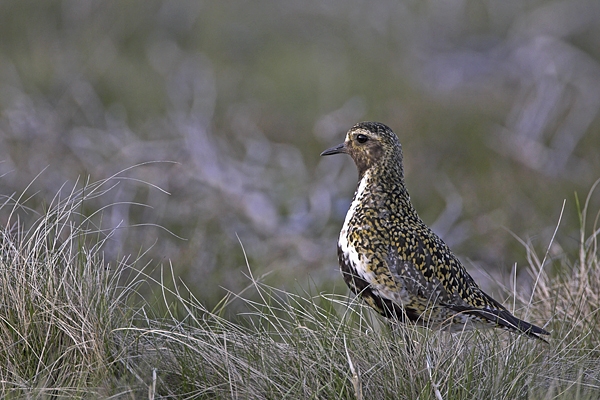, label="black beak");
[320,142,347,156]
